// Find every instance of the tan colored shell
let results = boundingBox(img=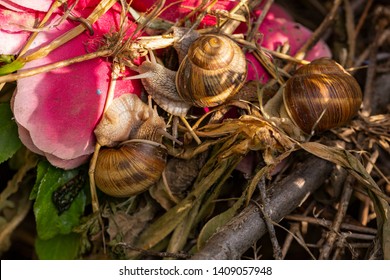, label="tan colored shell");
[94,94,166,147]
[176,34,247,107]
[283,58,362,134]
[94,139,167,197]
